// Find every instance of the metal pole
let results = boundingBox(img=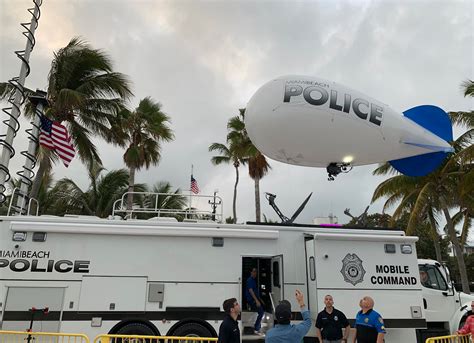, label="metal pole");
[188,164,193,219]
[0,0,42,202]
[208,190,221,221]
[212,191,216,220]
[15,91,48,213]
